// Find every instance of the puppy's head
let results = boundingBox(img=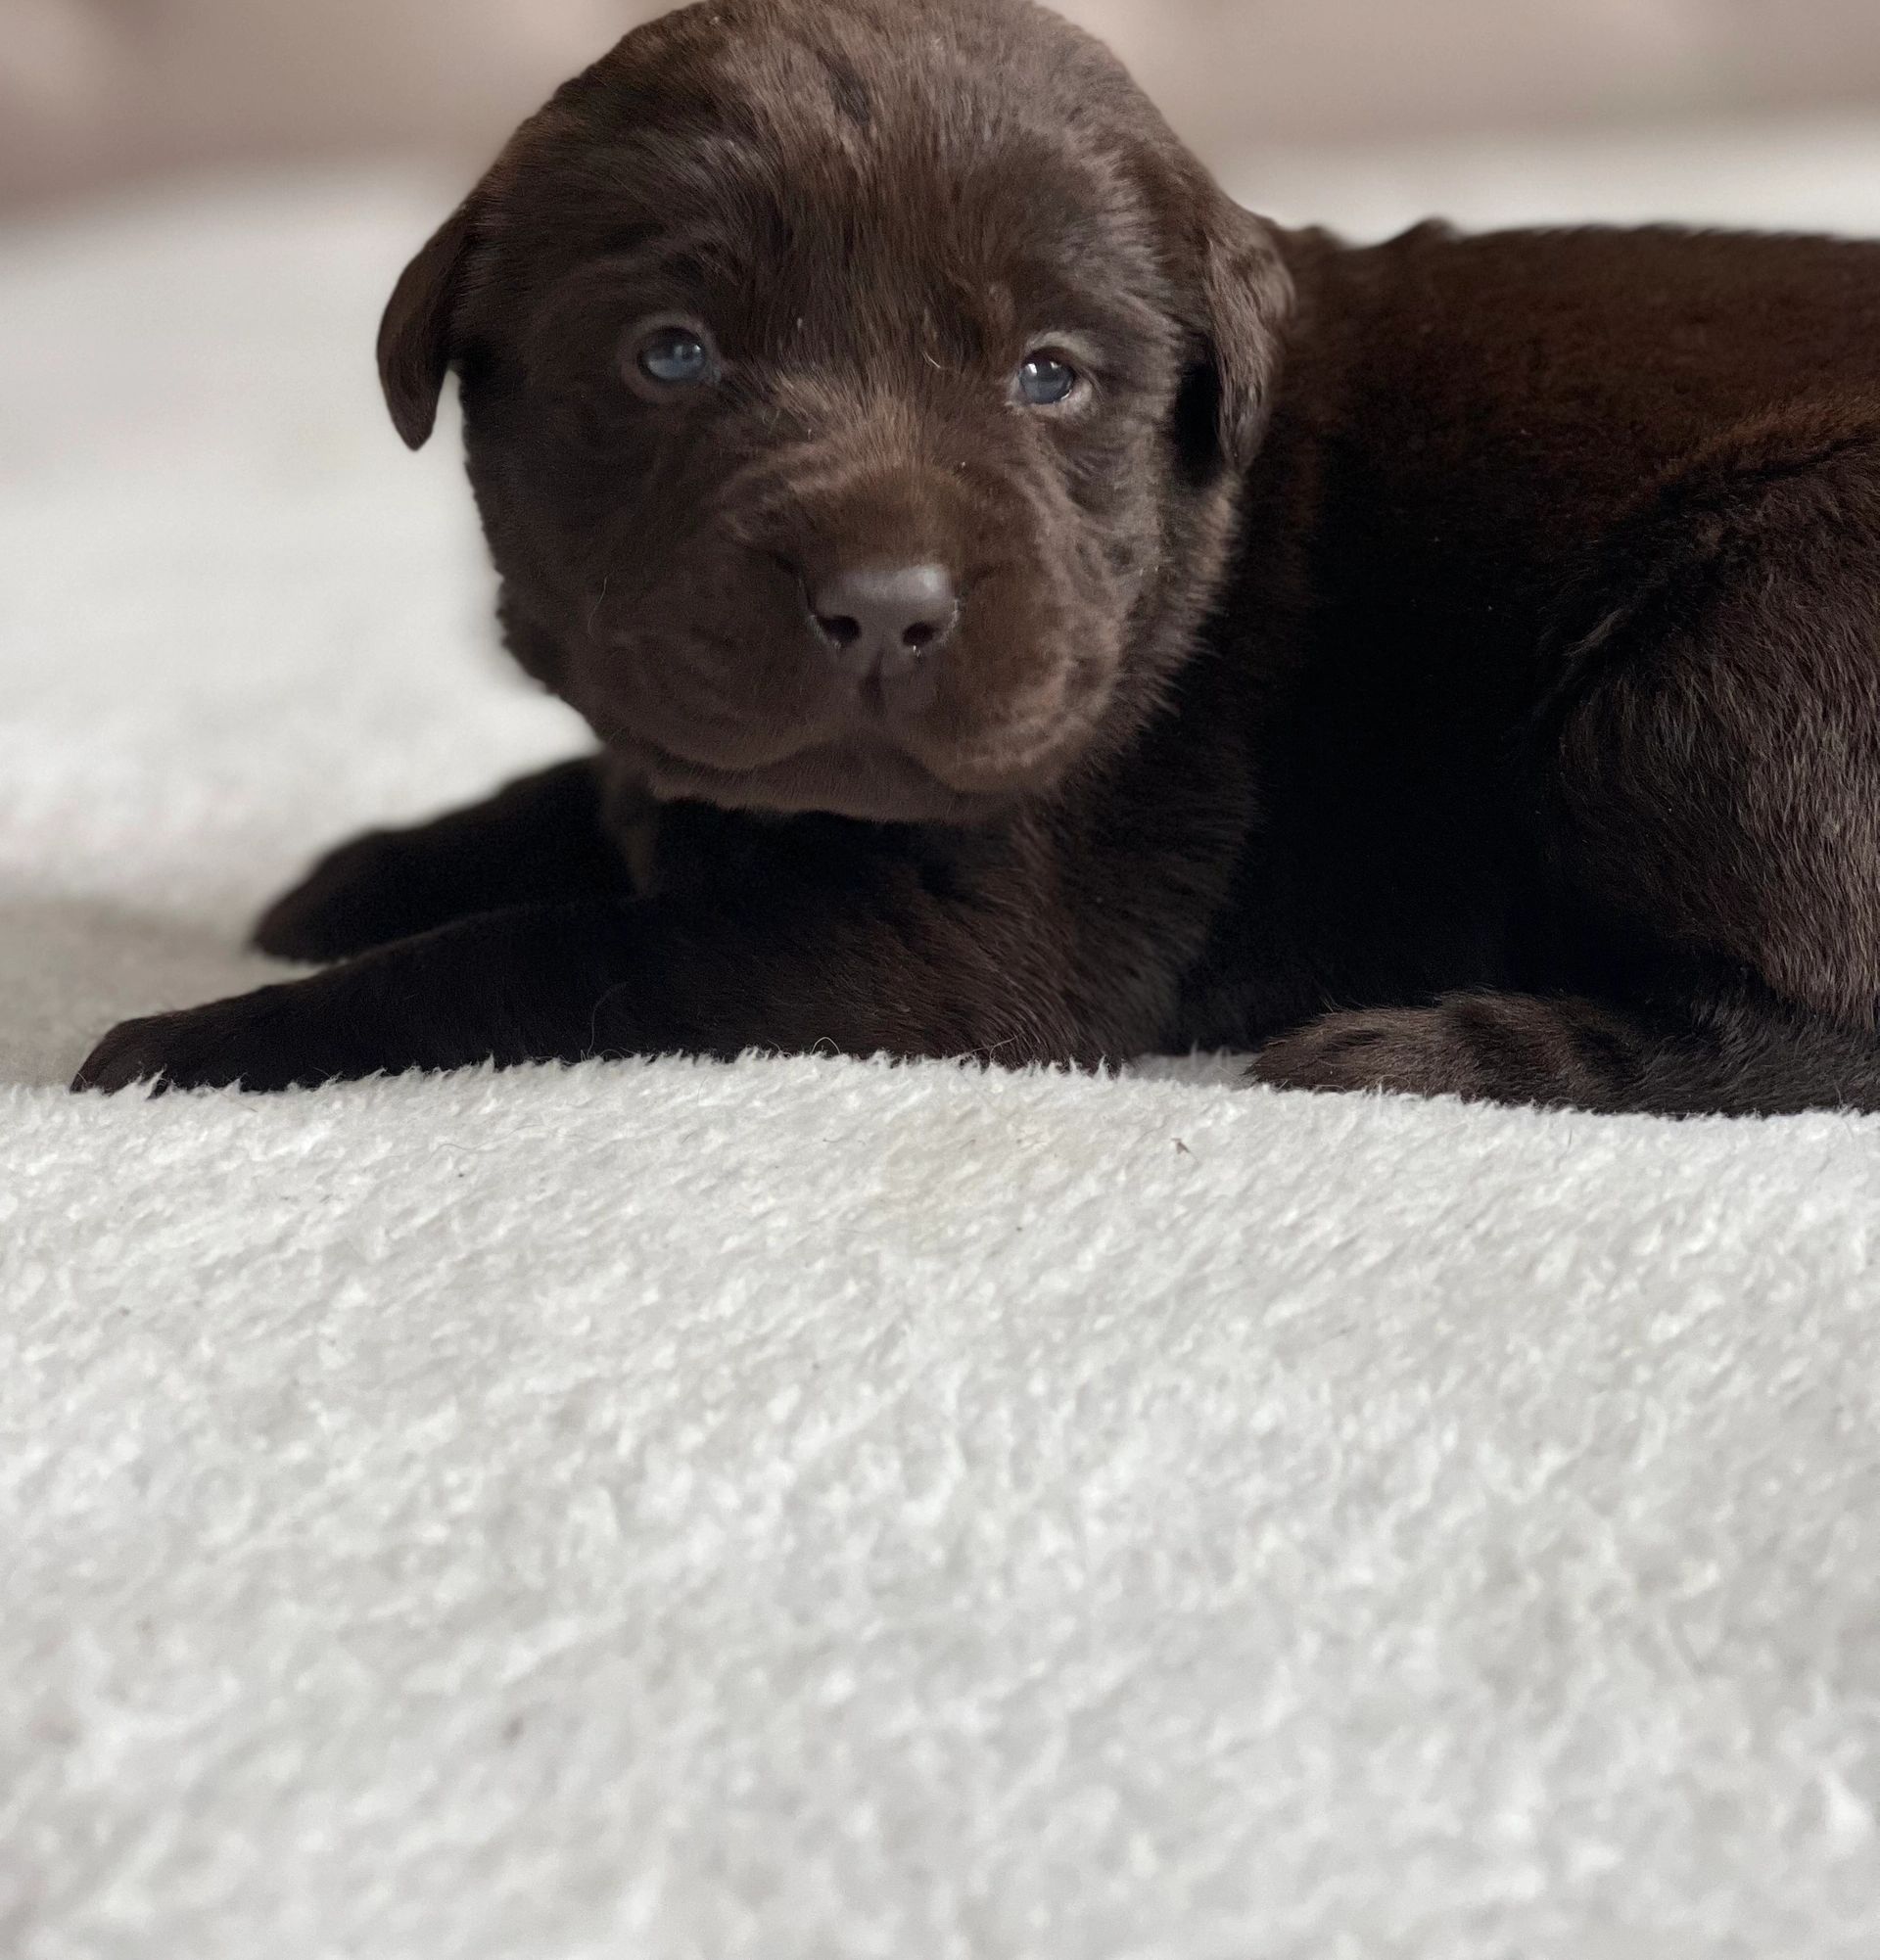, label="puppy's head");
[382,0,1292,823]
